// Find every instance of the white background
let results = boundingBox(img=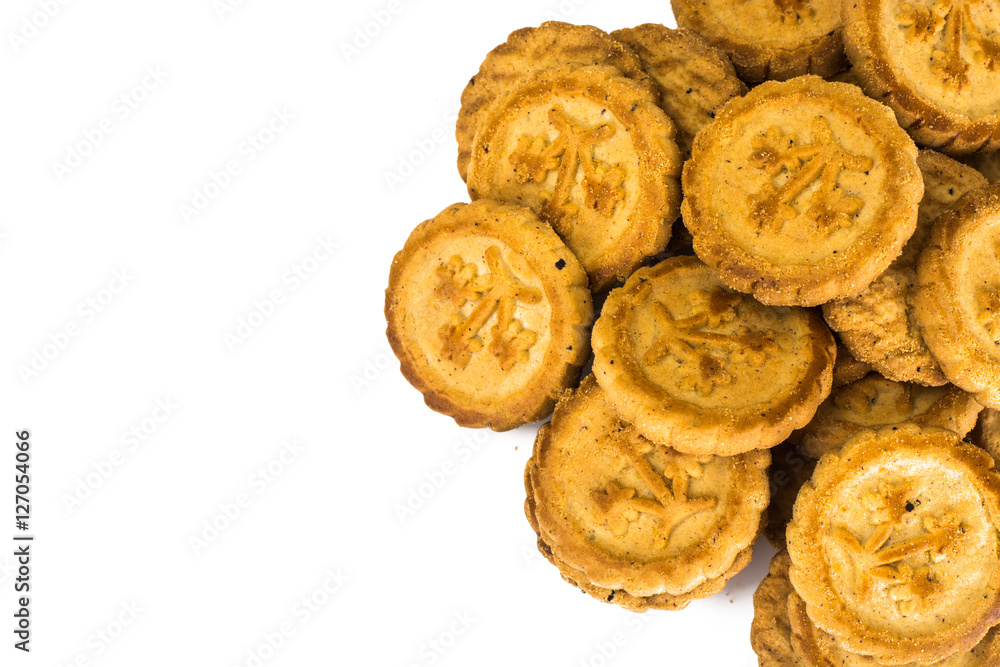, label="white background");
[1,0,775,665]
